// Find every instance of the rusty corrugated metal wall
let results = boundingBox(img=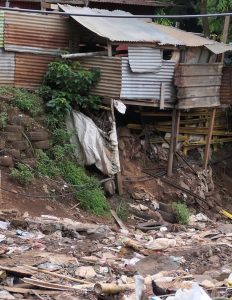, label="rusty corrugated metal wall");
[4,12,71,54]
[15,53,54,89]
[79,56,121,98]
[0,11,3,48]
[220,66,232,105]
